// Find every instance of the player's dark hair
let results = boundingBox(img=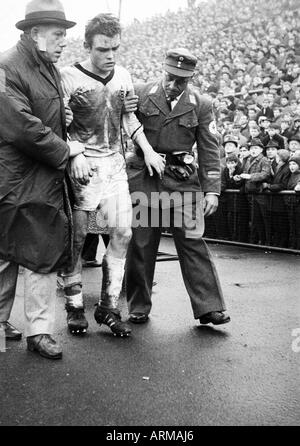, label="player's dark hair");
[85,14,121,48]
